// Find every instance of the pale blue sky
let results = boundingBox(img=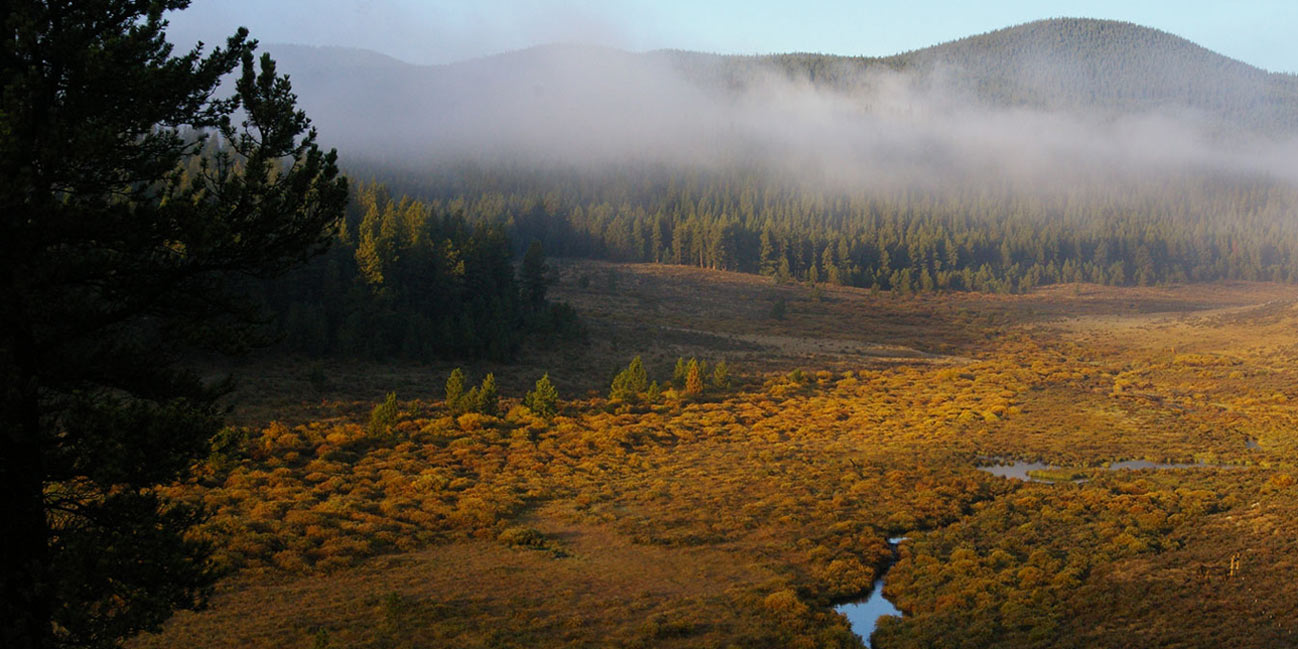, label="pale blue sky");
[166,0,1297,73]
